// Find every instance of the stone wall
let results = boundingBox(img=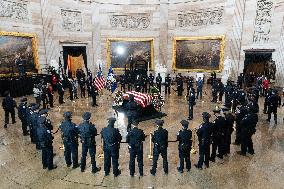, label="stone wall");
[0,0,284,85]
